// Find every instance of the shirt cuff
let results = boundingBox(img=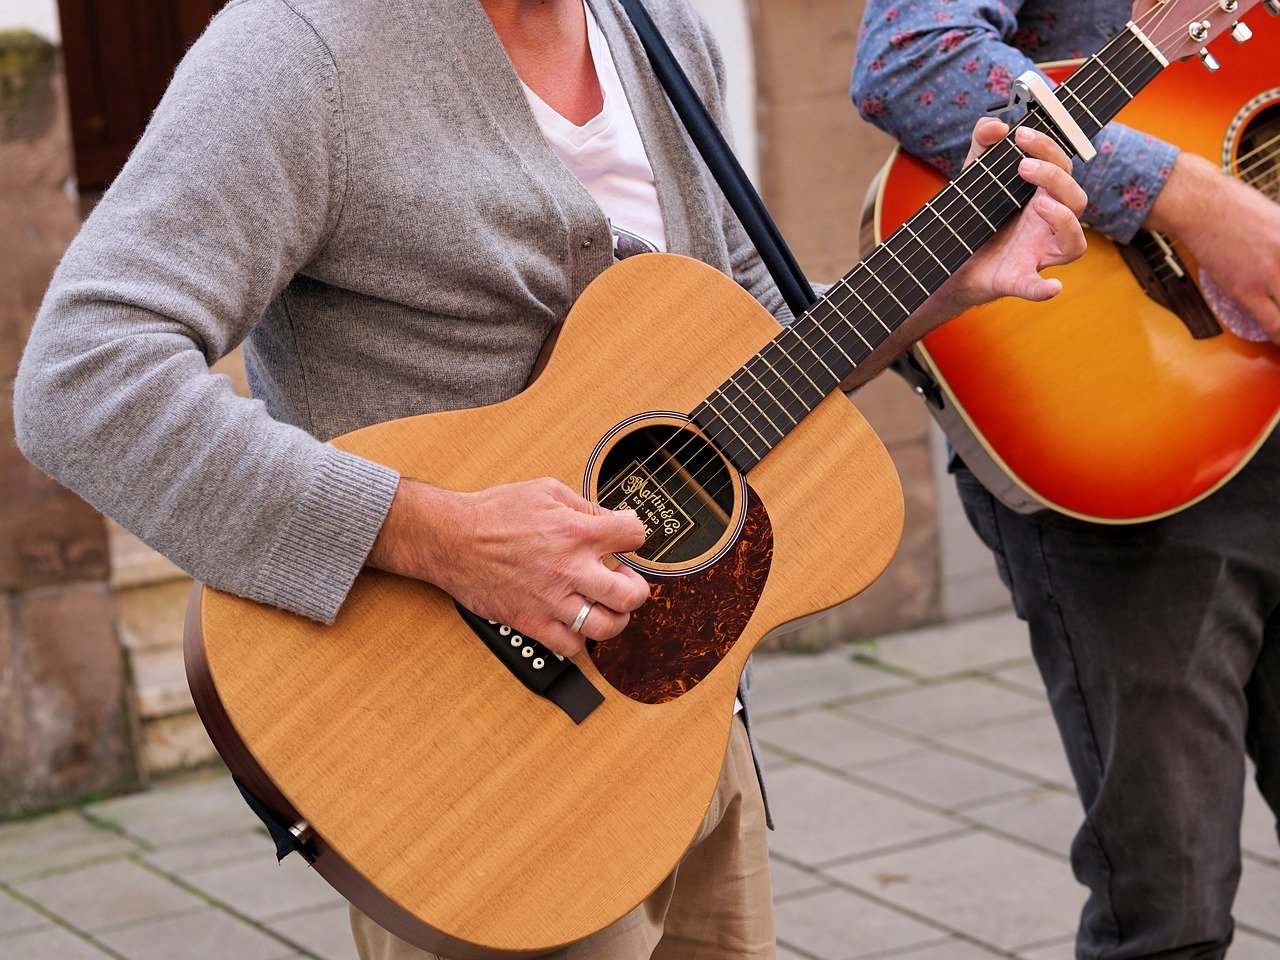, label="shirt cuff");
[1075,123,1181,244]
[250,447,401,624]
